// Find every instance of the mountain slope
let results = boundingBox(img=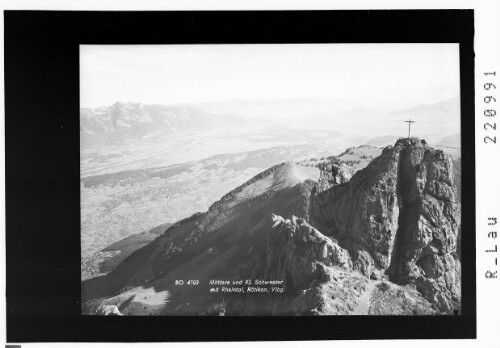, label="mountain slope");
[82,165,318,315]
[81,222,172,281]
[82,139,460,315]
[80,145,326,260]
